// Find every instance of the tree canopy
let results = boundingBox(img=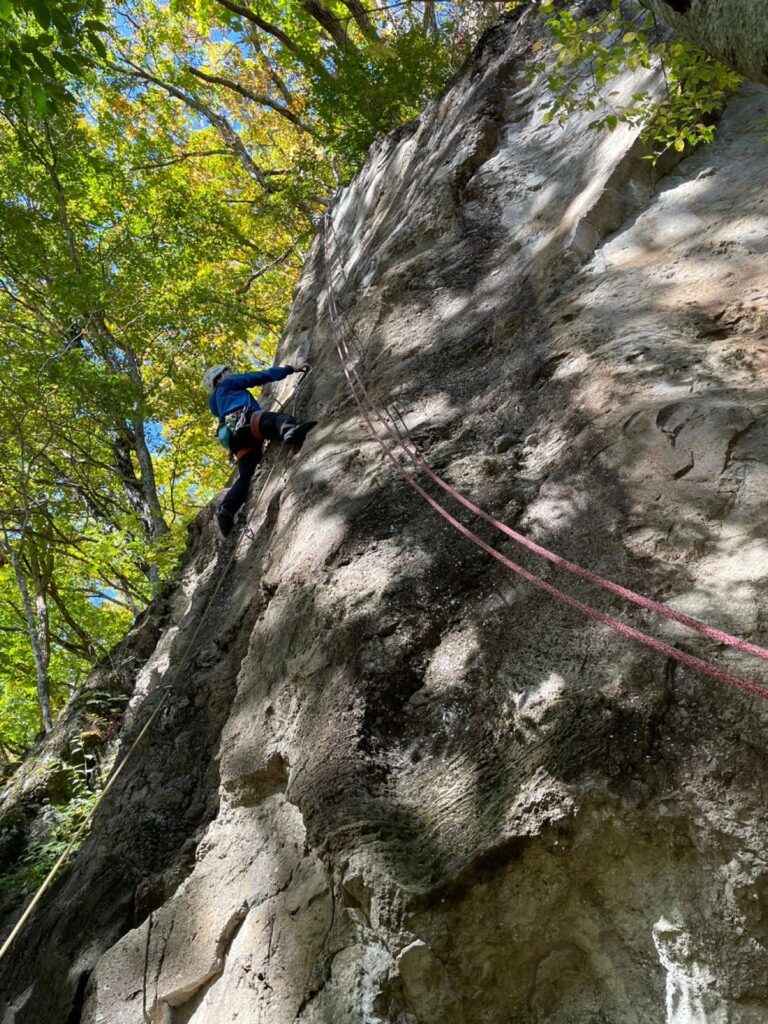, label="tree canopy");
[0,0,107,114]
